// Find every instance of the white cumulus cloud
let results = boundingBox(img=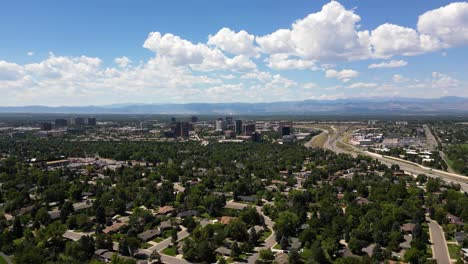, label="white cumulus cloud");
[325,69,359,82]
[265,54,316,70]
[114,56,132,67]
[208,27,258,57]
[418,2,468,47]
[368,60,408,69]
